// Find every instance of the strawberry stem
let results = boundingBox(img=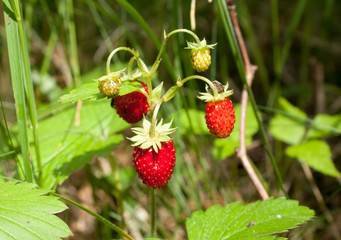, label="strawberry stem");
[106,47,139,74]
[127,56,136,78]
[151,189,156,237]
[150,100,162,139]
[179,75,219,97]
[151,29,200,74]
